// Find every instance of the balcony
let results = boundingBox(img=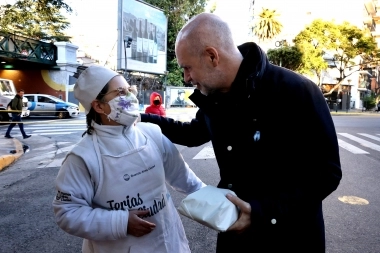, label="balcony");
[365,0,377,15]
[0,31,58,70]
